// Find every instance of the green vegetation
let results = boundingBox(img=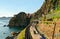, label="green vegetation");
[17,29,26,39]
[46,8,60,19]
